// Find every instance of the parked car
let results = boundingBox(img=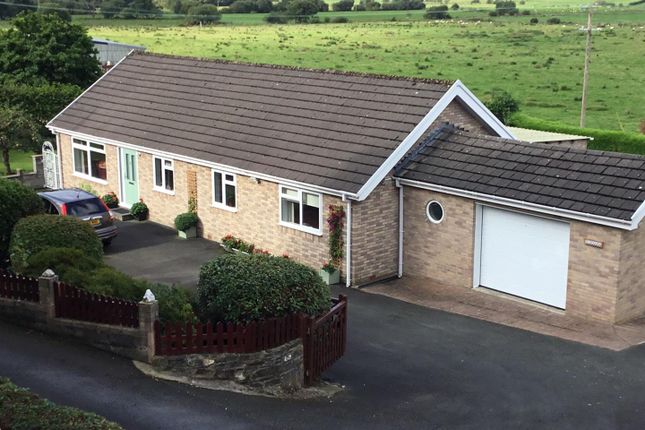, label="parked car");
[38,189,118,245]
